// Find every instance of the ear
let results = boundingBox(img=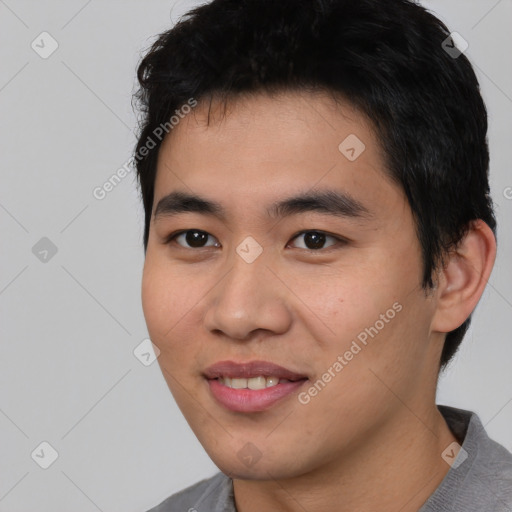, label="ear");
[431,219,497,333]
